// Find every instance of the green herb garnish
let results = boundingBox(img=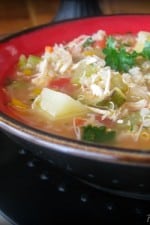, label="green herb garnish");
[103,37,138,72]
[82,125,116,143]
